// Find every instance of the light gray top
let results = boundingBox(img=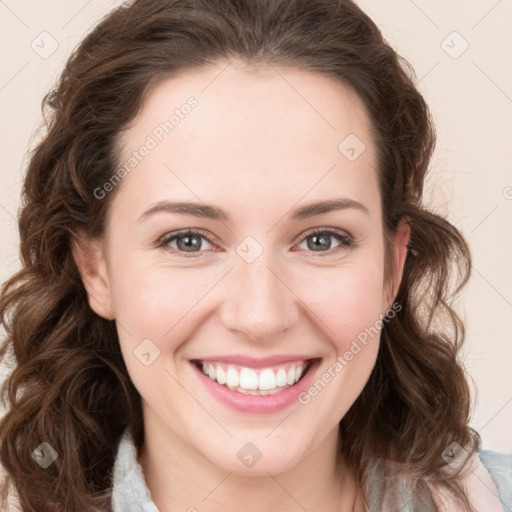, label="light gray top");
[112,429,512,512]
